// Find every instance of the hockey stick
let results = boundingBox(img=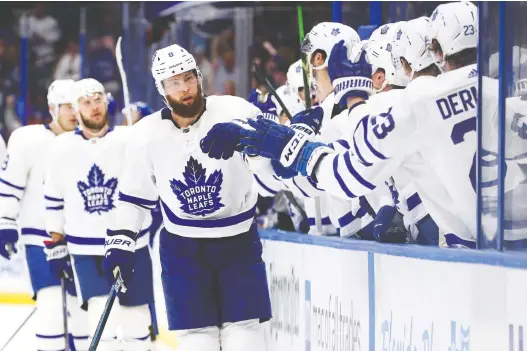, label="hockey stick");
[88,274,125,351]
[252,63,293,121]
[0,307,37,351]
[61,277,70,351]
[297,5,323,235]
[116,37,133,126]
